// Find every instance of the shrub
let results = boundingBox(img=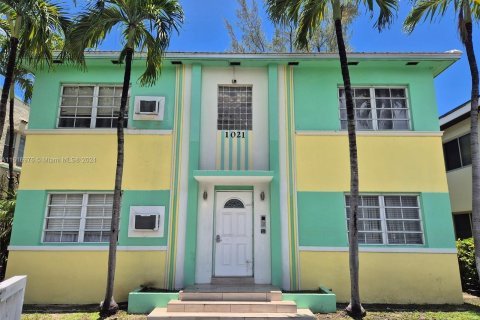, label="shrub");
[457,238,479,292]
